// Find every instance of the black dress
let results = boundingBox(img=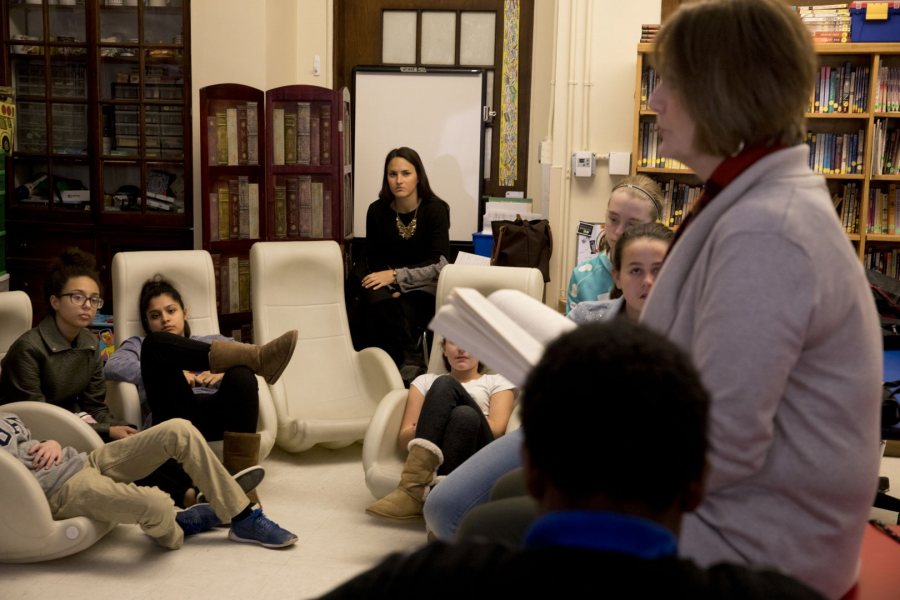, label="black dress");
[363,196,450,371]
